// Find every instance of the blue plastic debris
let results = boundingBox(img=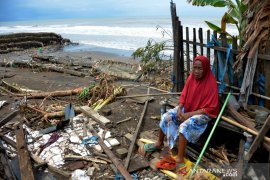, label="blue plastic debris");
[82,136,98,145]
